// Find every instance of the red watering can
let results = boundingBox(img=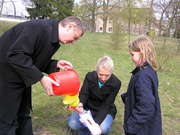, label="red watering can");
[48,69,80,96]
